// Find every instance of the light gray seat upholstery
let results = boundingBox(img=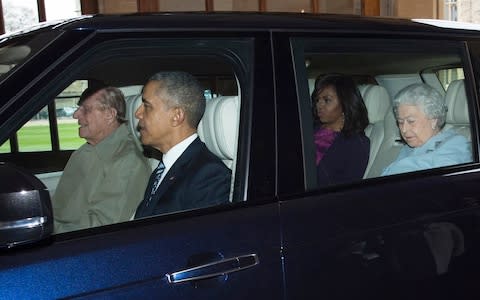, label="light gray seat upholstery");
[198,96,240,202]
[124,93,145,154]
[444,79,471,140]
[120,85,144,152]
[367,109,403,178]
[358,84,392,178]
[120,85,143,98]
[124,92,159,171]
[197,96,240,170]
